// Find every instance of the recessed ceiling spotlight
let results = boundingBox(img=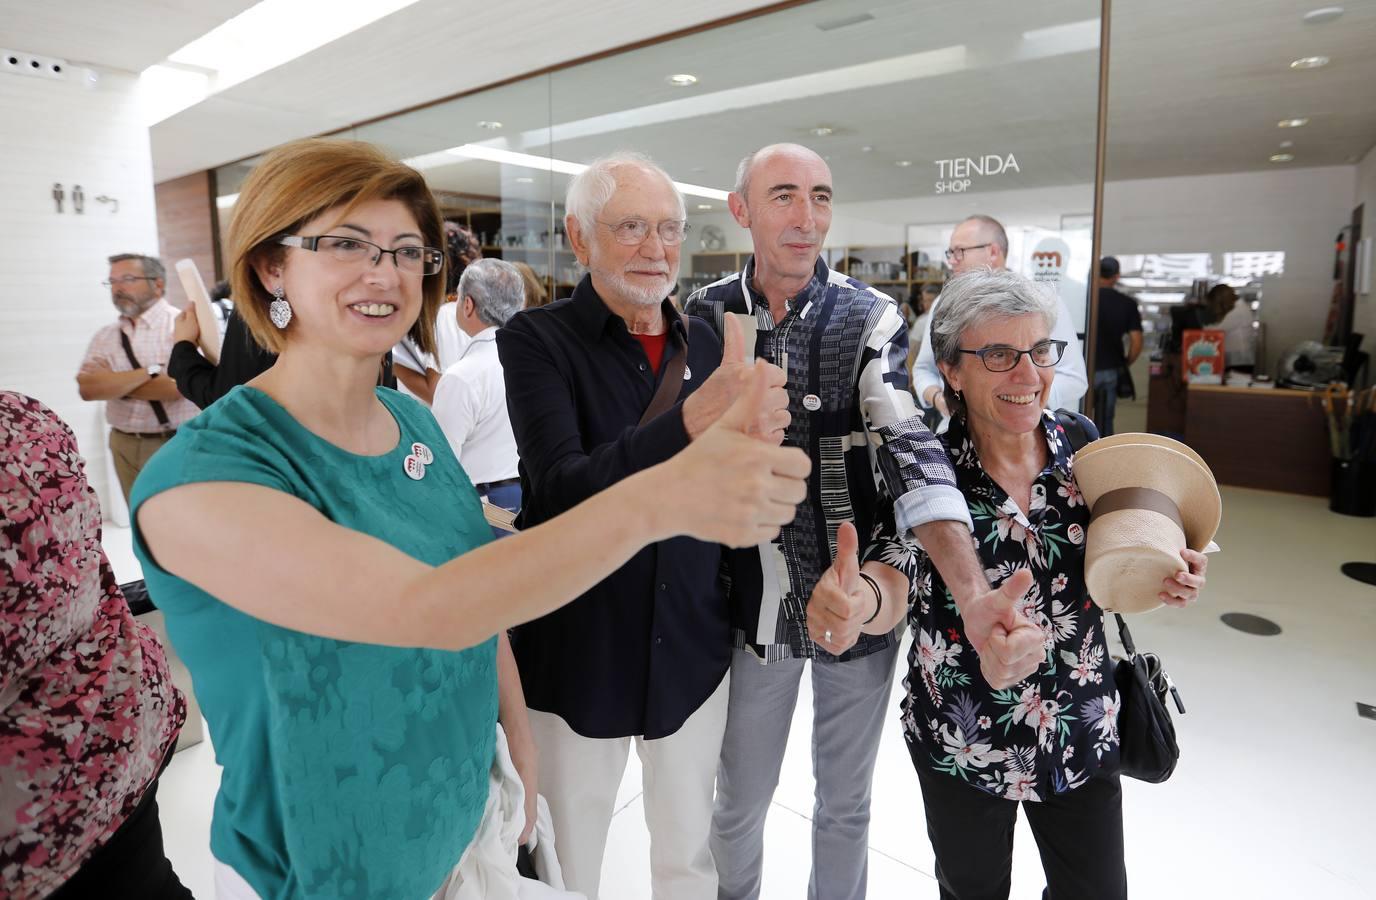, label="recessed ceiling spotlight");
[895,160,913,167]
[666,73,698,86]
[1290,55,1330,69]
[1303,6,1344,25]
[810,126,835,137]
[1270,153,1295,163]
[1279,140,1294,148]
[515,176,534,183]
[477,120,502,130]
[861,145,874,153]
[696,203,713,210]
[1278,117,1310,128]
